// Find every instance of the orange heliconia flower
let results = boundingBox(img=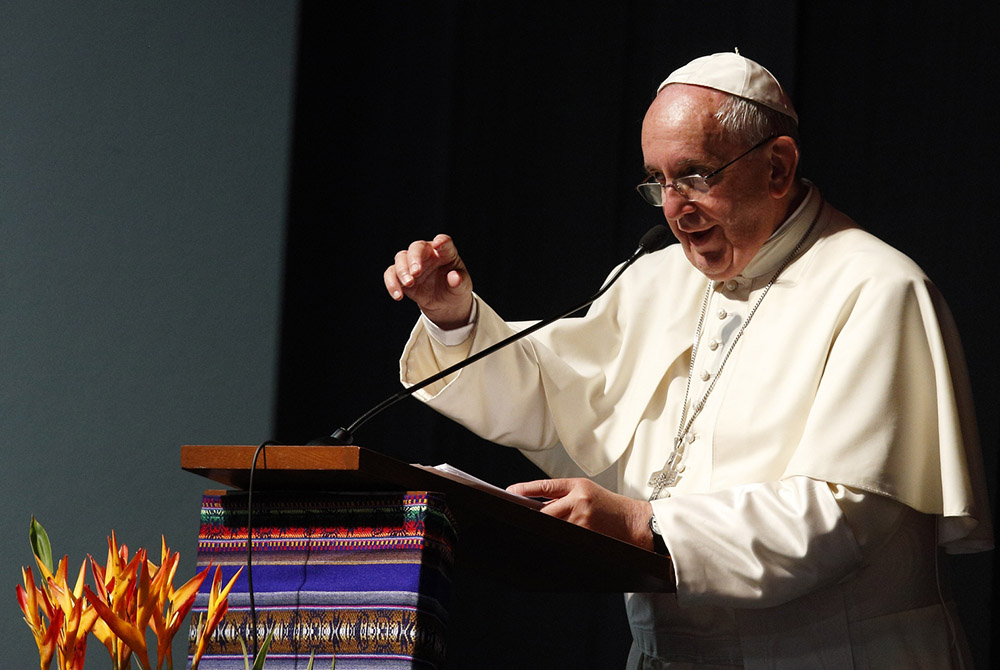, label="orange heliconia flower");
[18,523,244,670]
[190,564,244,670]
